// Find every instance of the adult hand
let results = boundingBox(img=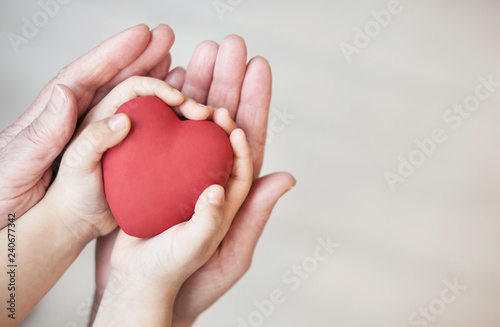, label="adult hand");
[0,24,176,228]
[0,25,178,324]
[92,35,296,326]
